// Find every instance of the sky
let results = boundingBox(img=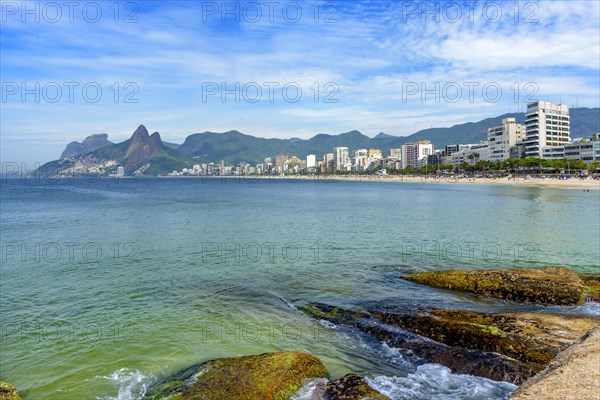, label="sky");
[1,0,599,166]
